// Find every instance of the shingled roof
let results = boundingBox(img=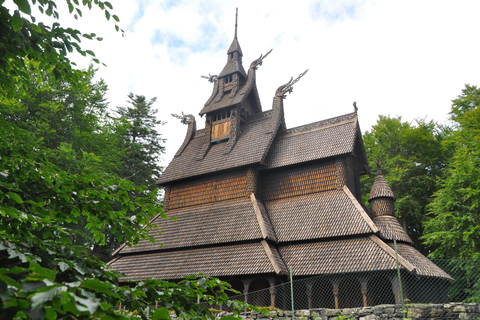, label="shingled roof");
[158,111,275,184]
[265,186,378,243]
[117,198,277,255]
[109,242,287,281]
[265,112,368,170]
[279,236,413,276]
[369,165,396,201]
